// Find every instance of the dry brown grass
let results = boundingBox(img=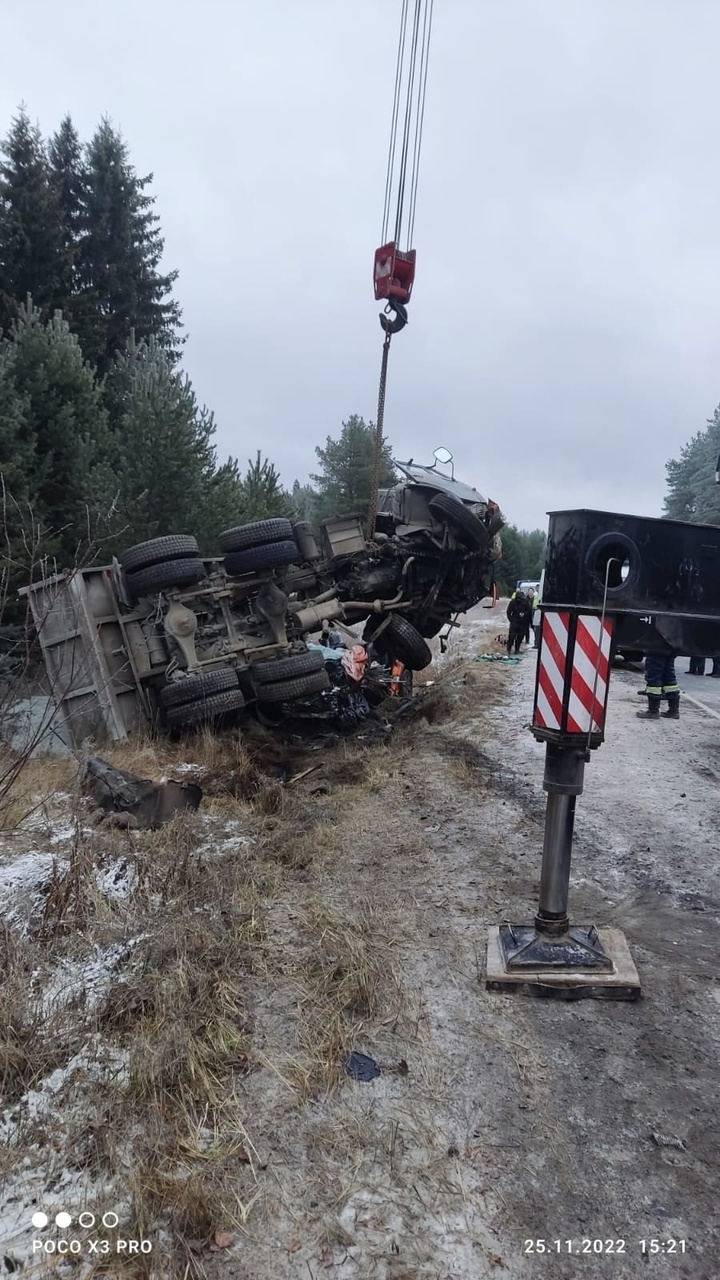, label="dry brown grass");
[0,746,77,832]
[0,689,431,1264]
[0,926,89,1105]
